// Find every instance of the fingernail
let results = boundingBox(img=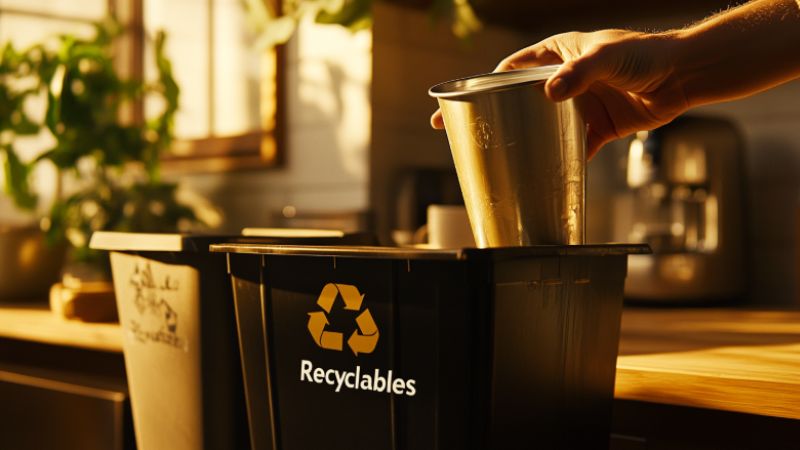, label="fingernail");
[549,77,567,100]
